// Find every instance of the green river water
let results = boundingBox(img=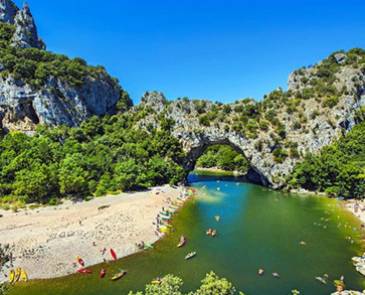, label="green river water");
[11,173,365,294]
